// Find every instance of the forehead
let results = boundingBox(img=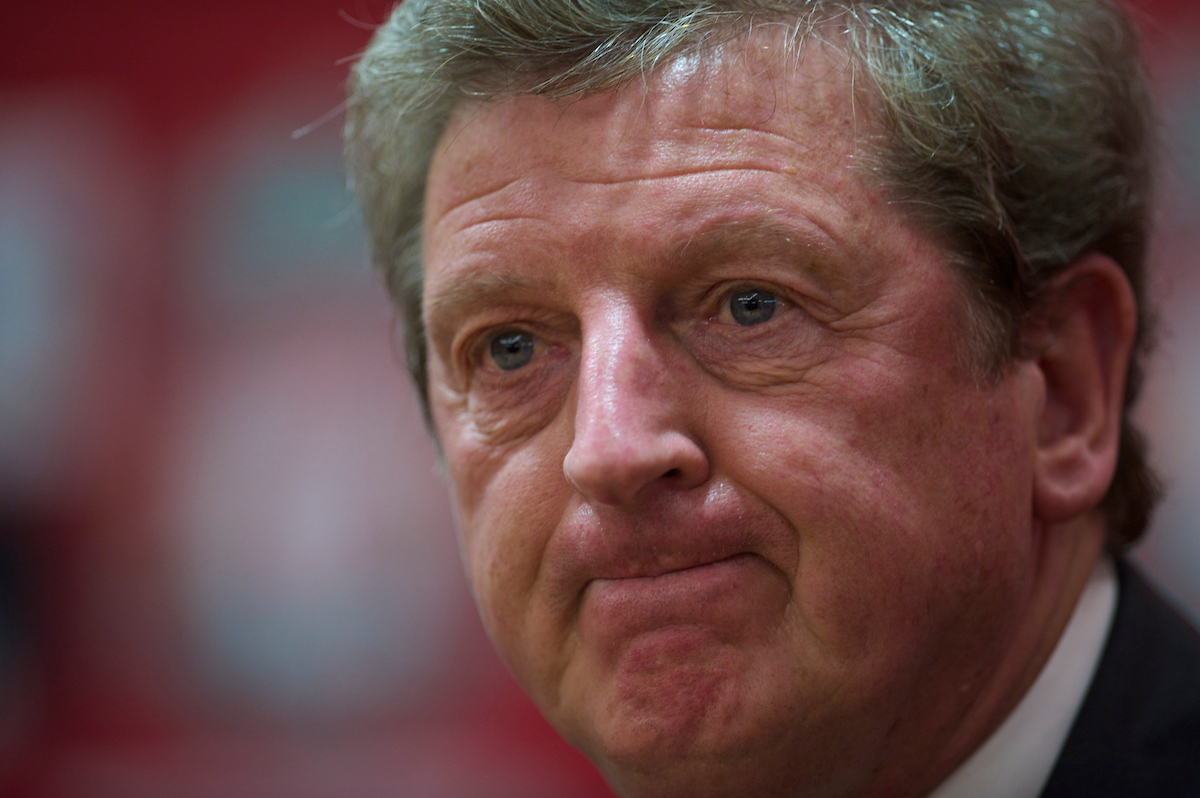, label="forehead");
[419,35,955,337]
[425,35,881,226]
